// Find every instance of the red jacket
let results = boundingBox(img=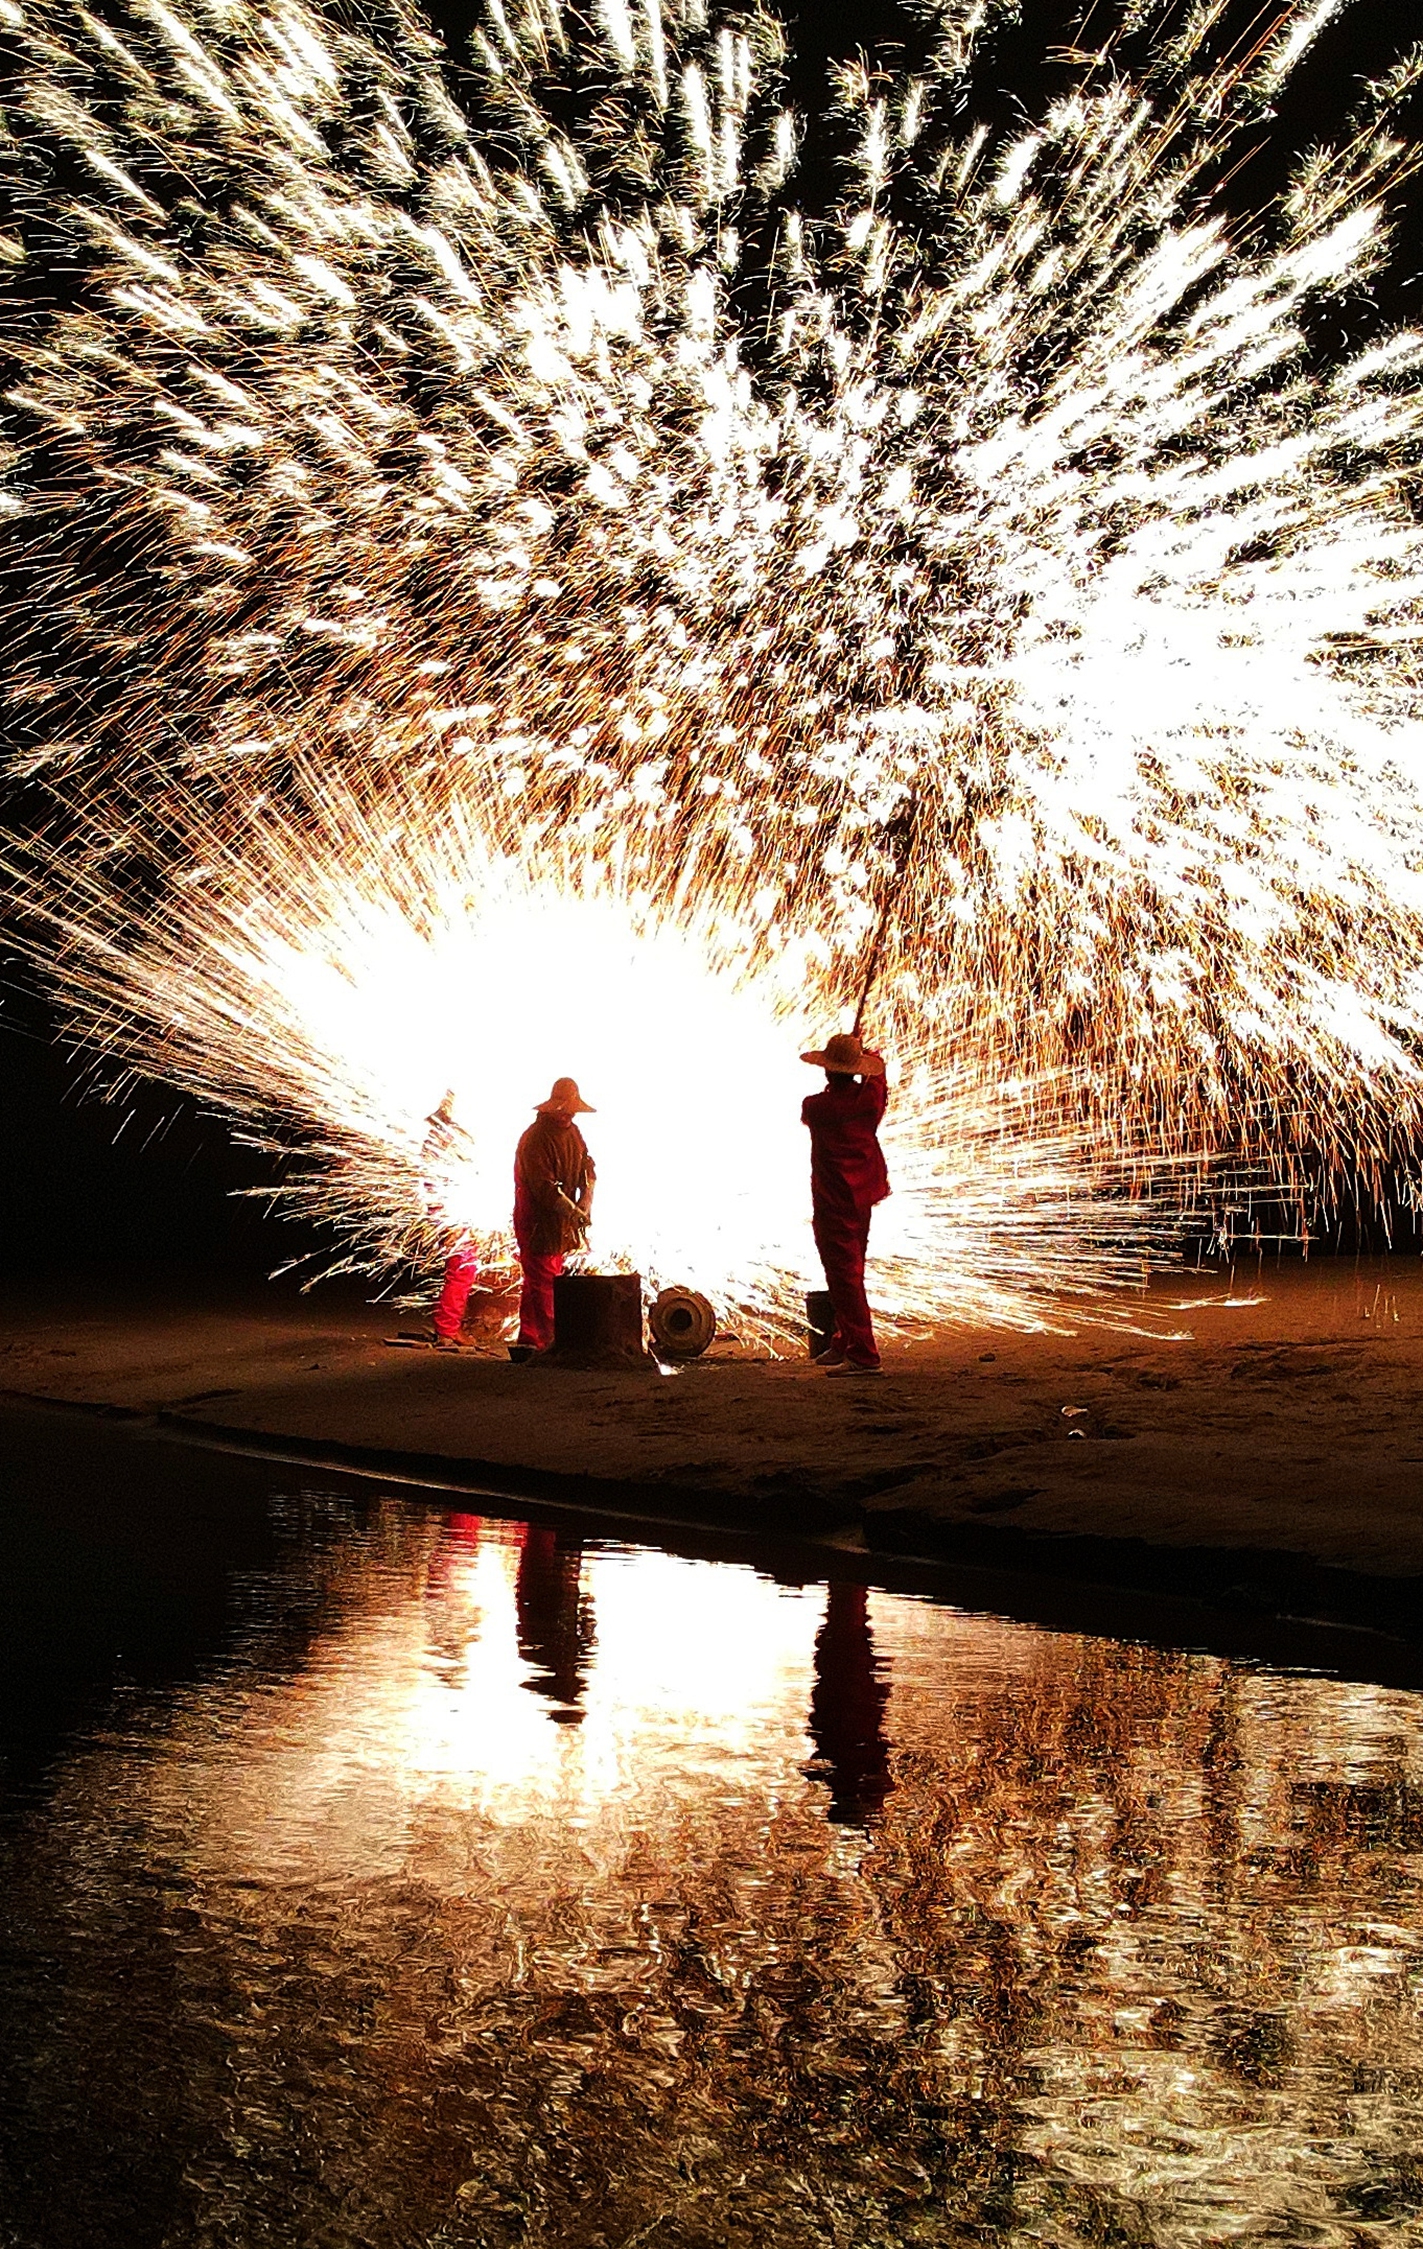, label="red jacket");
[801,1074,890,1219]
[514,1114,595,1254]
